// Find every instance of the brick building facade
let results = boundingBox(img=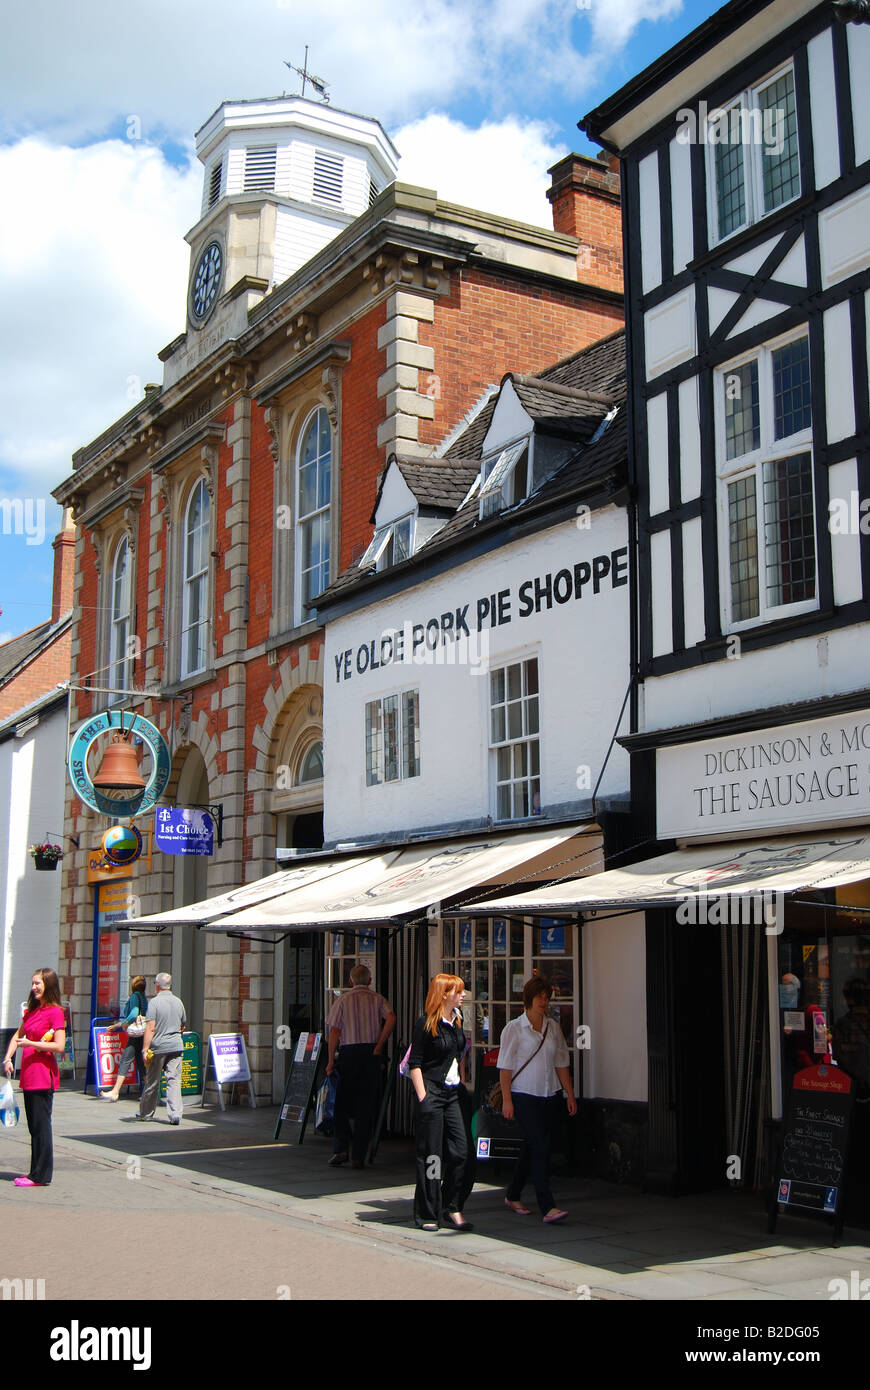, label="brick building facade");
[52,96,624,1099]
